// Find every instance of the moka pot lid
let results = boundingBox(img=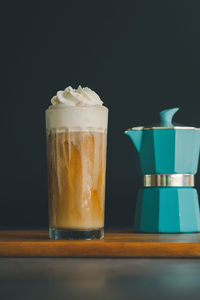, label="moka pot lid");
[126,107,200,131]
